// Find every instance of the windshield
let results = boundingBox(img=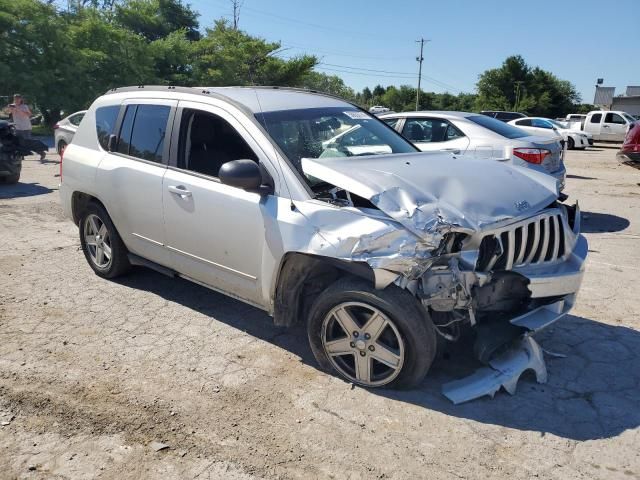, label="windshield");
[467,115,528,139]
[623,113,636,124]
[256,107,418,186]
